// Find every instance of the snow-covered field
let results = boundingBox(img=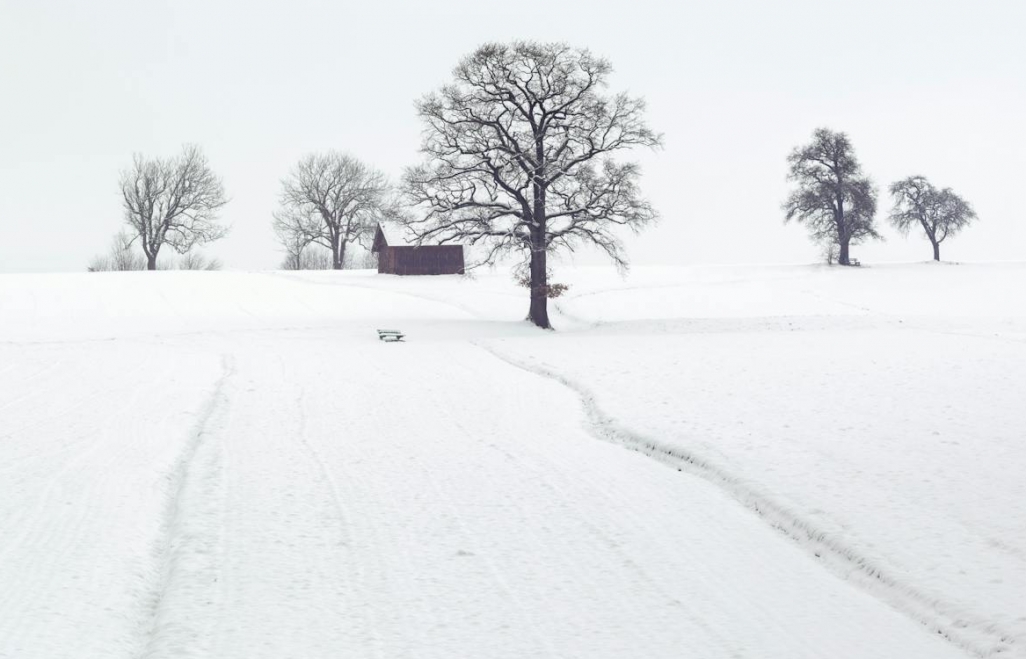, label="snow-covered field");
[1,263,1022,658]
